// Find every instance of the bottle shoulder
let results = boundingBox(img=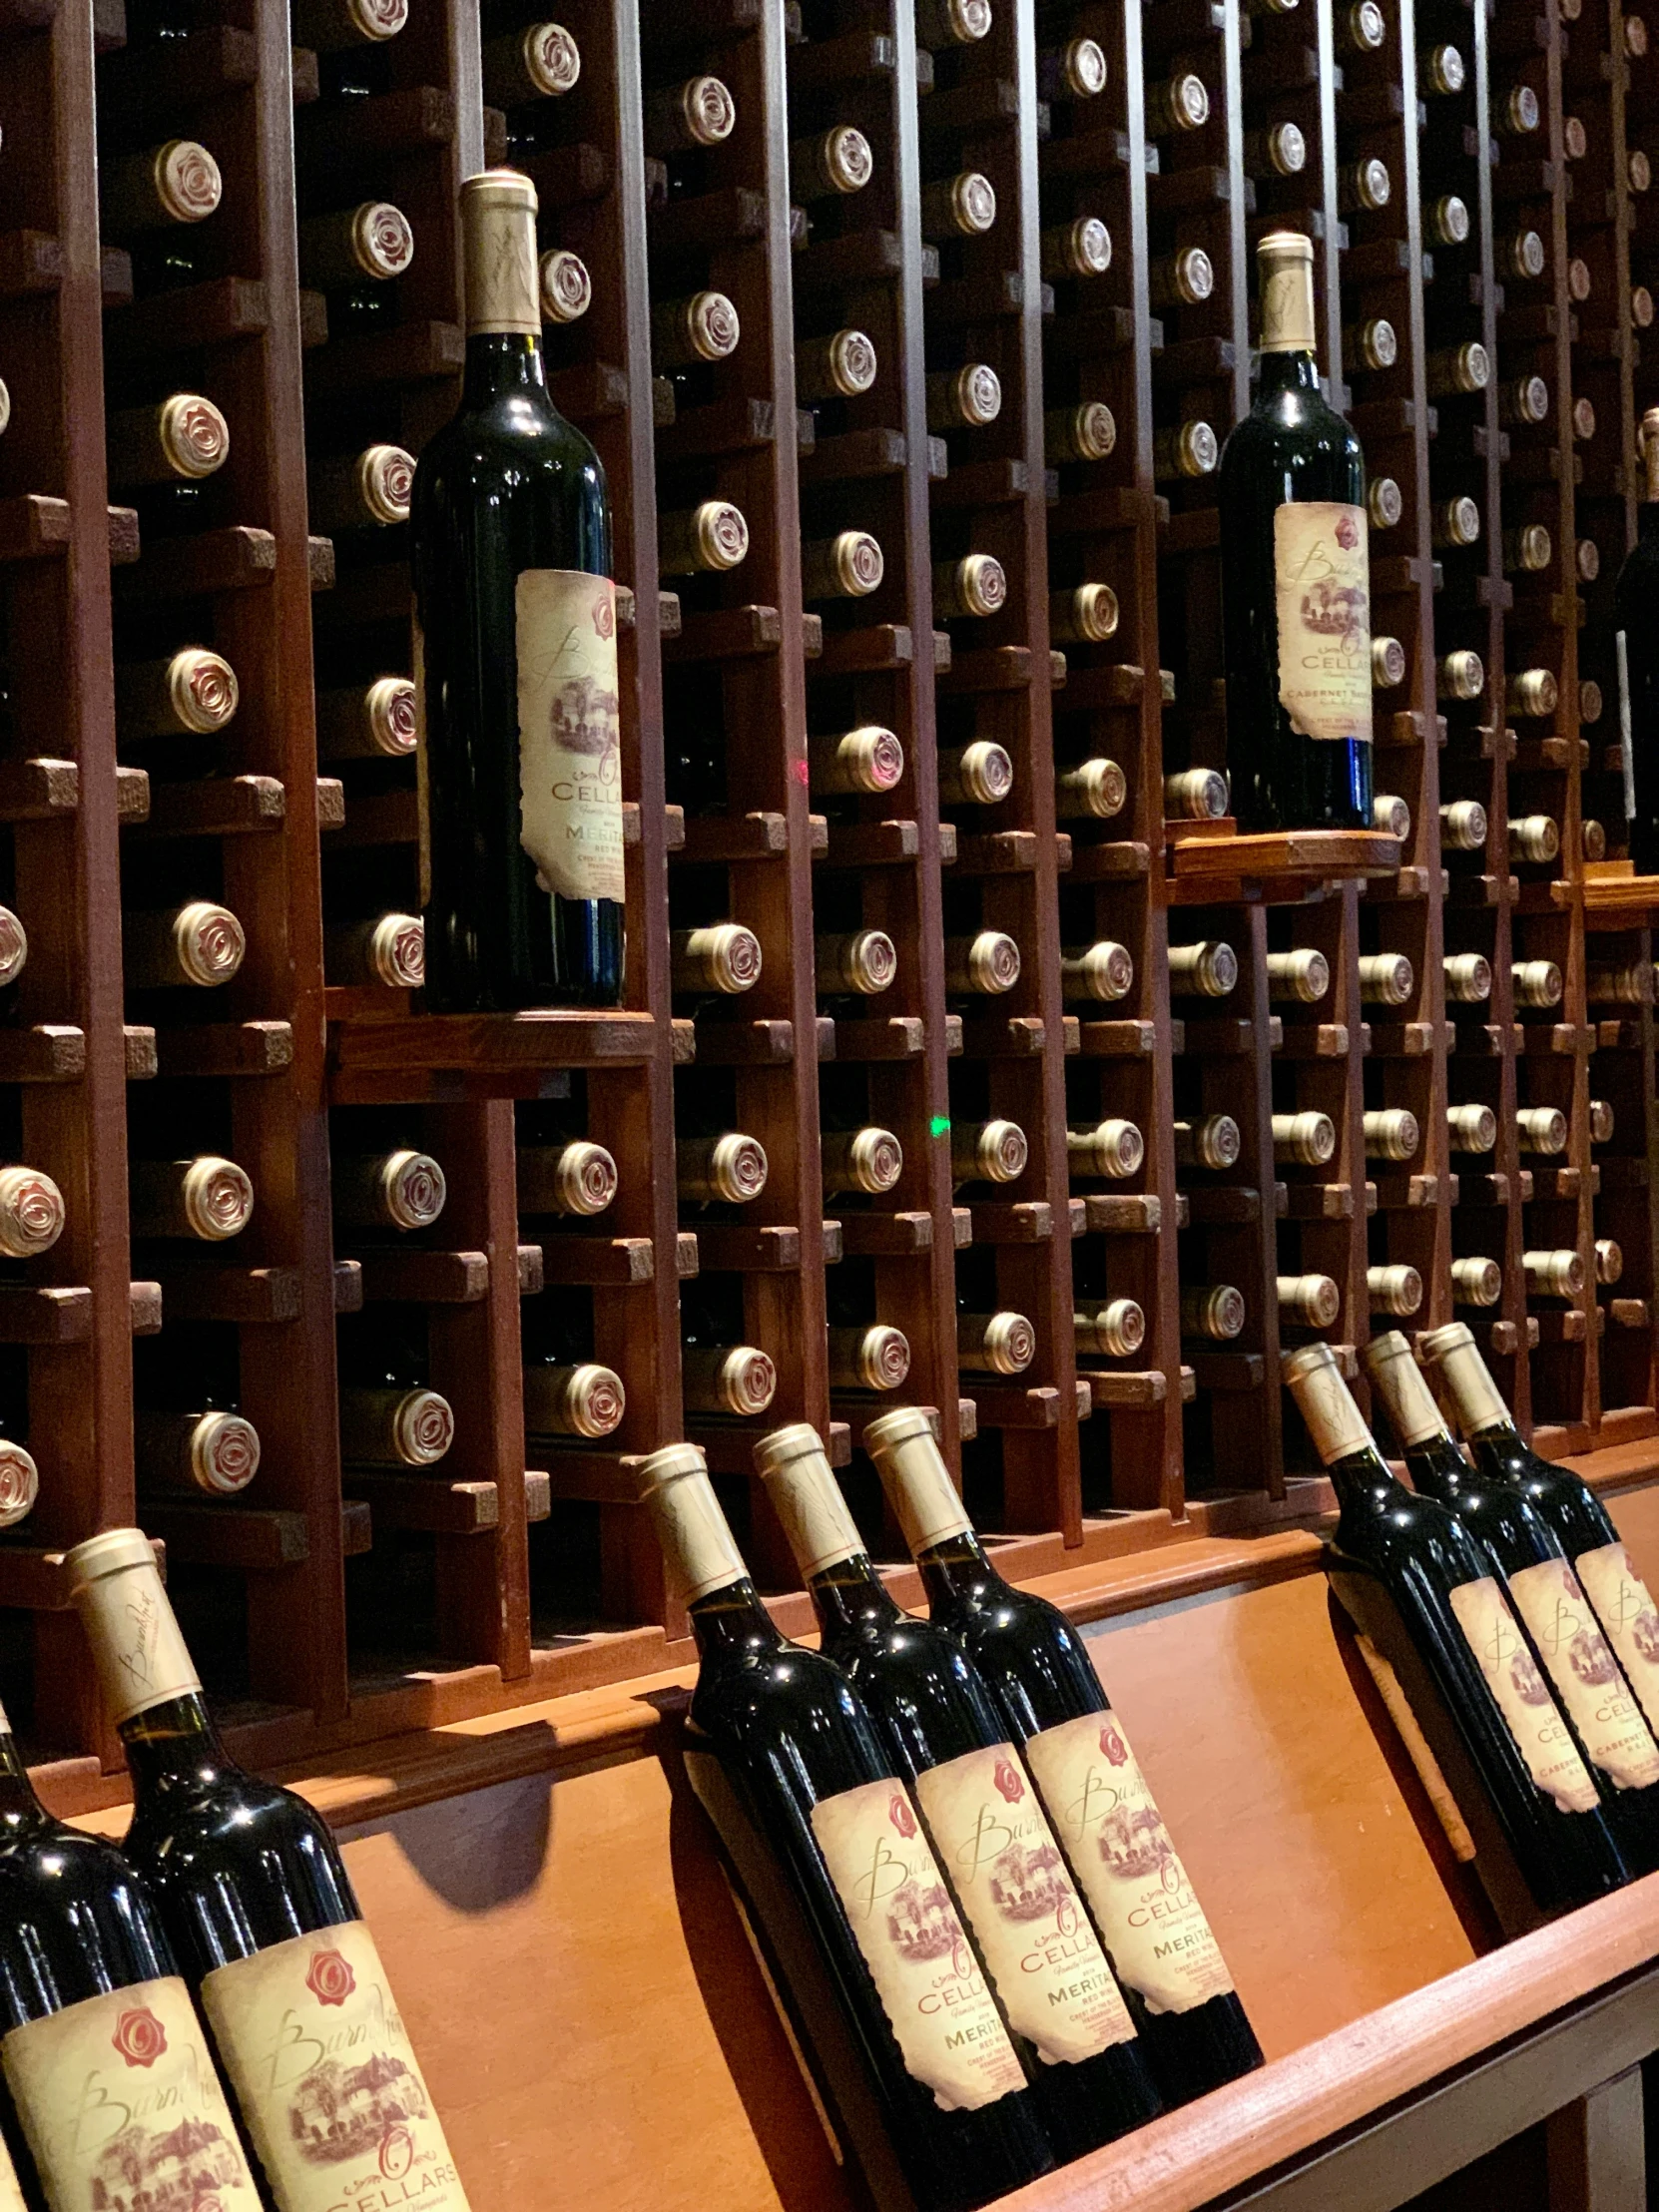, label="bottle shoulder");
[1224,386,1363,475]
[125,1767,340,1883]
[413,393,607,500]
